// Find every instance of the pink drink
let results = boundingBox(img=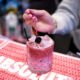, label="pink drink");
[27,35,54,74]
